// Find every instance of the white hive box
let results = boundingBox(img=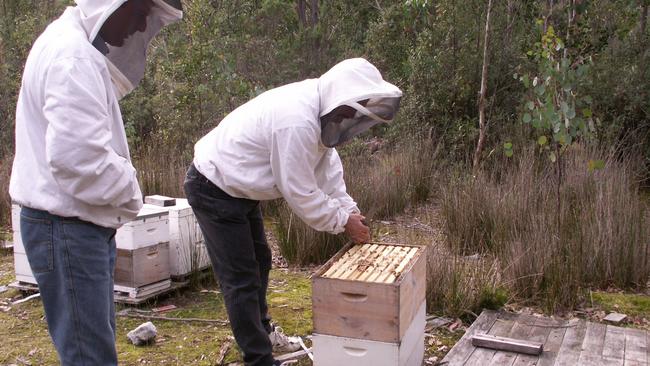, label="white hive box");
[115,205,170,250]
[313,301,426,366]
[143,197,209,278]
[11,204,36,284]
